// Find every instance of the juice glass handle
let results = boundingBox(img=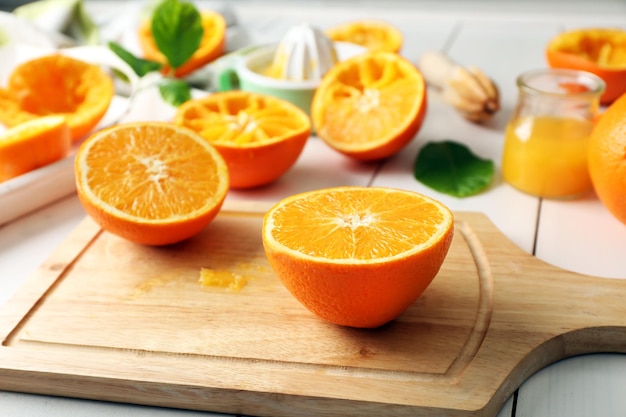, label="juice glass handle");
[209,45,266,92]
[217,68,240,91]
